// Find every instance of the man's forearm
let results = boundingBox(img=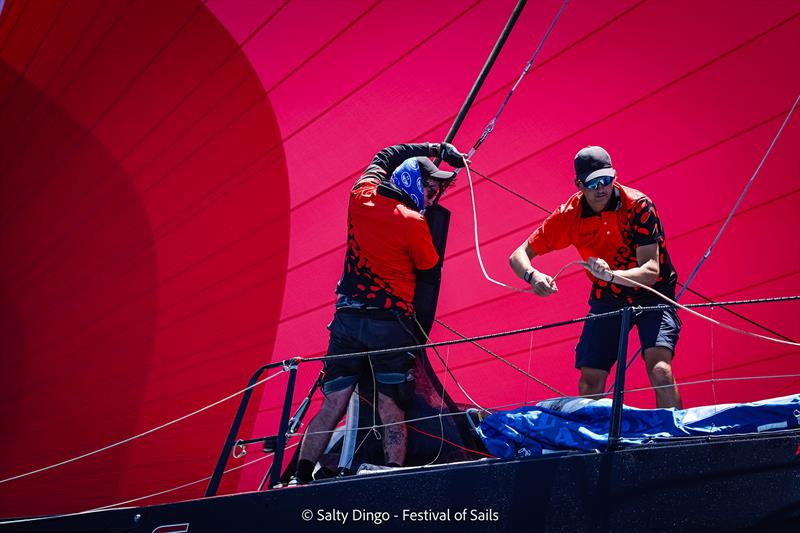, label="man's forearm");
[610,262,659,288]
[509,245,534,279]
[370,143,434,175]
